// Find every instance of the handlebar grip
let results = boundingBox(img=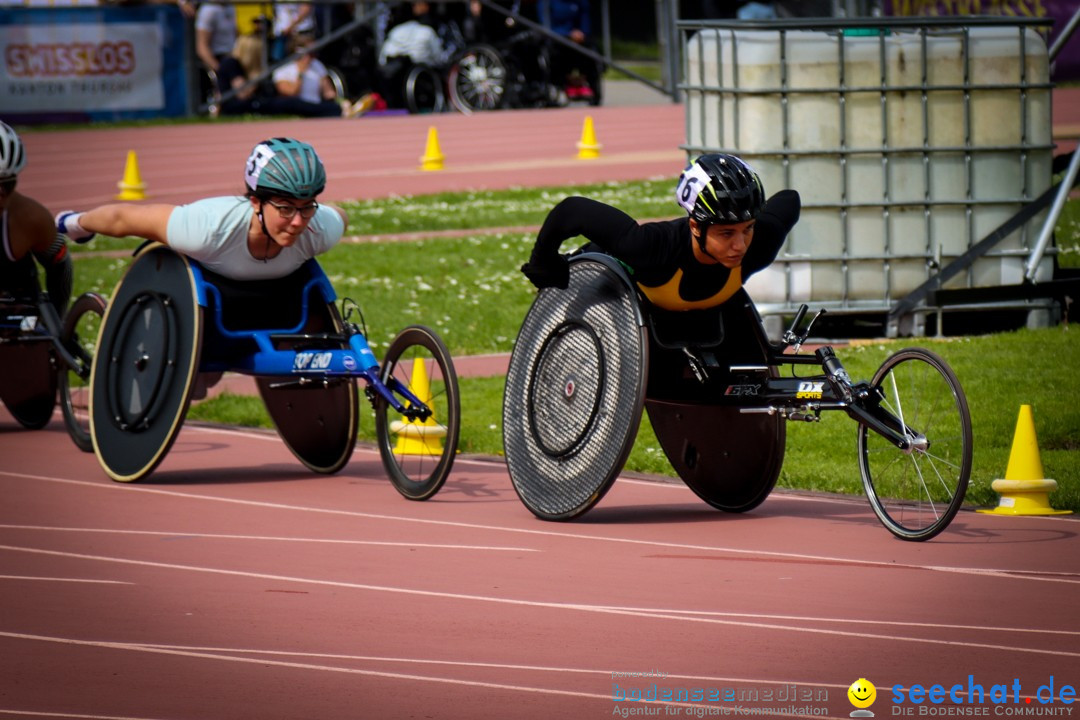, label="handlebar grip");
[792,304,808,329]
